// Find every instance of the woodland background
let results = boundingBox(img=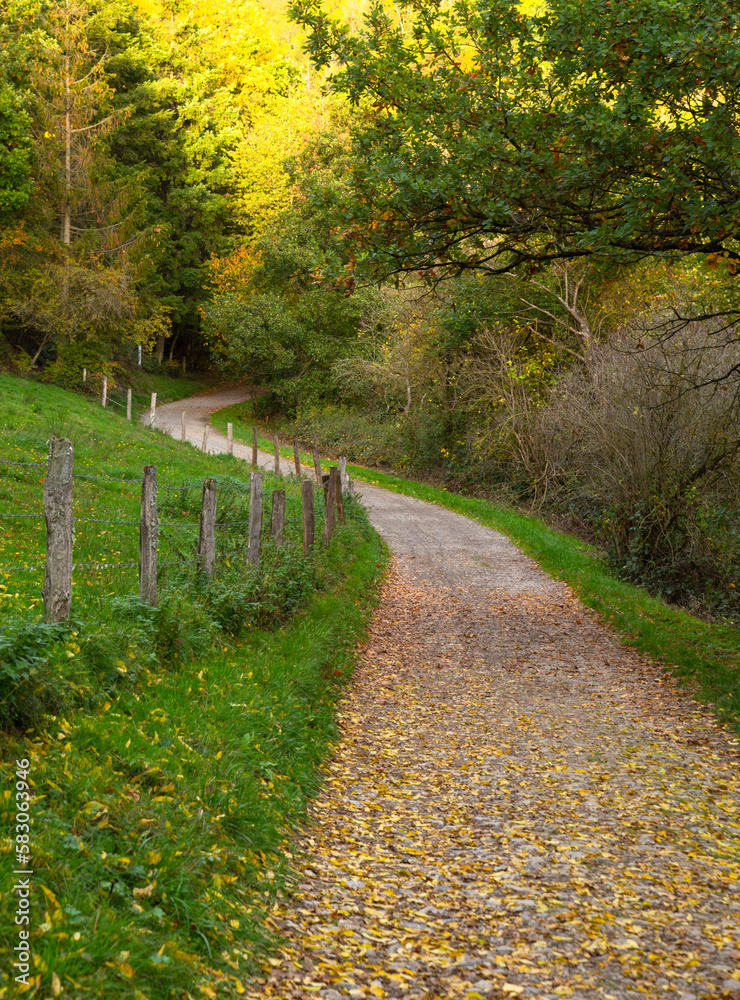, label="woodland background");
[2,0,740,619]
